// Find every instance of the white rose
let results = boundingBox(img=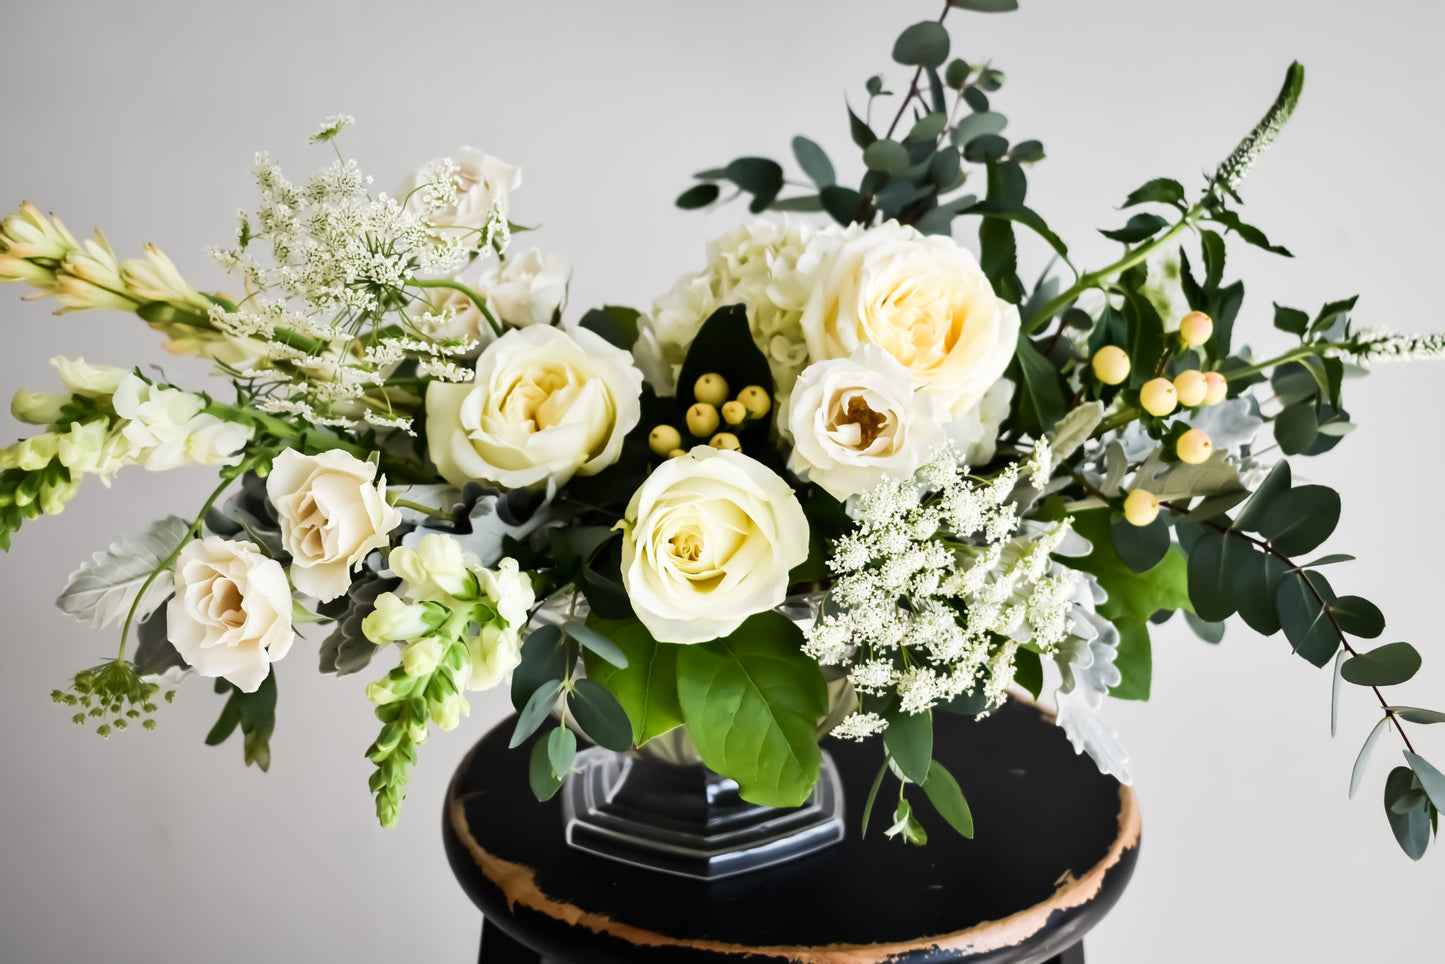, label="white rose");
[425,325,643,489]
[266,449,402,602]
[620,446,809,644]
[167,537,294,693]
[799,220,1020,421]
[478,248,568,329]
[400,146,520,231]
[786,344,946,502]
[415,281,490,344]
